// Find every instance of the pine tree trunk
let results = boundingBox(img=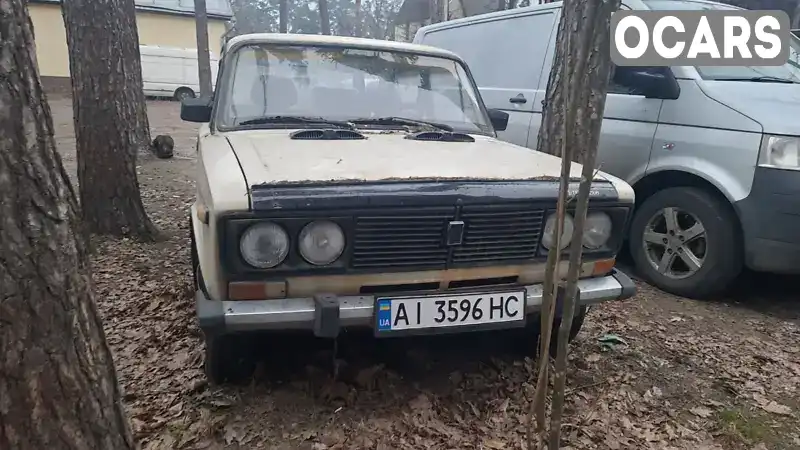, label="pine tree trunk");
[279,0,288,33]
[61,0,158,239]
[457,0,469,17]
[0,1,134,449]
[354,0,362,36]
[320,0,331,35]
[536,0,618,165]
[194,0,214,98]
